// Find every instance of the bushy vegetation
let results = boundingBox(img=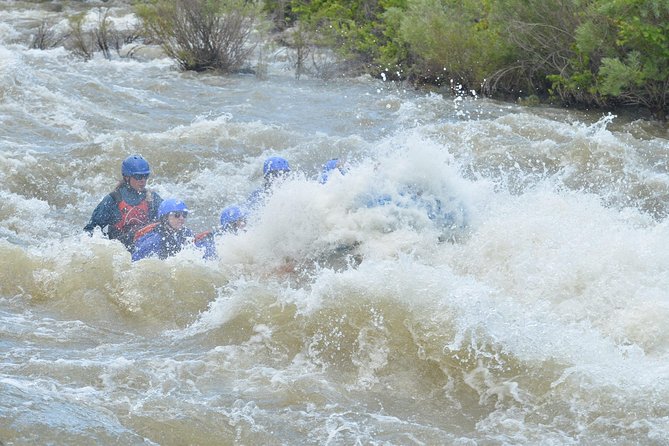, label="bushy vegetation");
[26,0,668,119]
[394,0,508,87]
[31,20,66,50]
[270,0,669,119]
[67,8,141,60]
[31,8,141,59]
[135,0,263,73]
[29,1,261,73]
